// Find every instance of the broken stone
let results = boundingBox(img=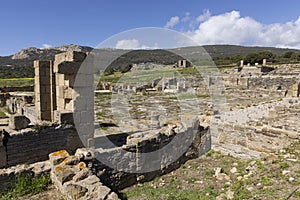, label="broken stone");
[230,167,238,174]
[91,185,111,200]
[64,183,87,199]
